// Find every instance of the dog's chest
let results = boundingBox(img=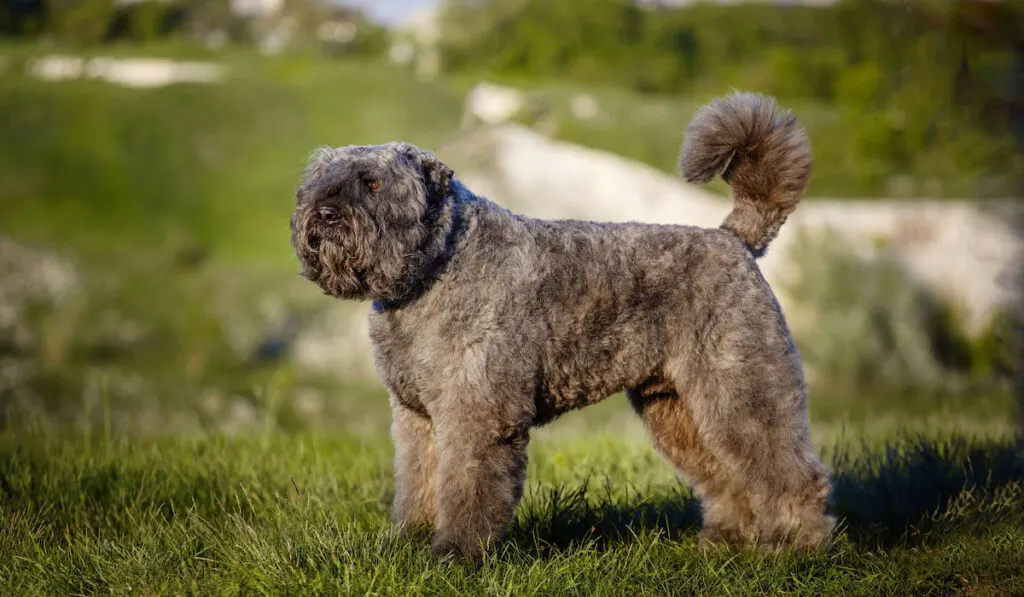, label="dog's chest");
[367,306,469,409]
